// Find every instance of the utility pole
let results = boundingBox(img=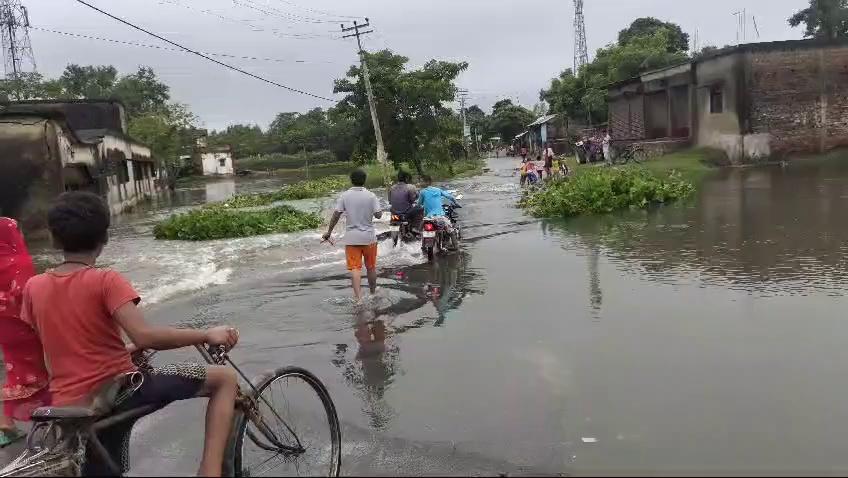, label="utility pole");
[342,19,390,186]
[458,88,470,150]
[0,0,36,81]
